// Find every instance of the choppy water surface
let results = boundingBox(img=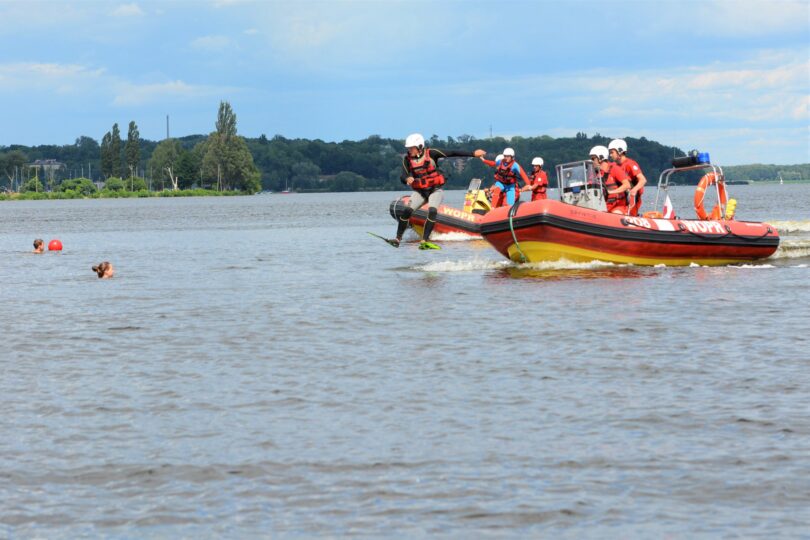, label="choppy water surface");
[1,184,808,538]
